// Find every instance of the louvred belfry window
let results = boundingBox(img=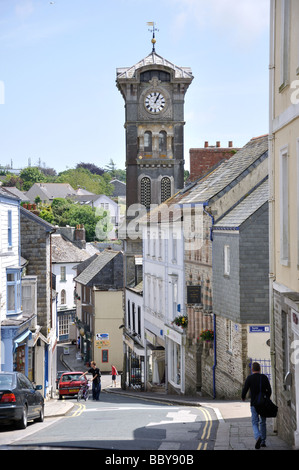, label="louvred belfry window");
[141,177,151,209]
[161,177,171,203]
